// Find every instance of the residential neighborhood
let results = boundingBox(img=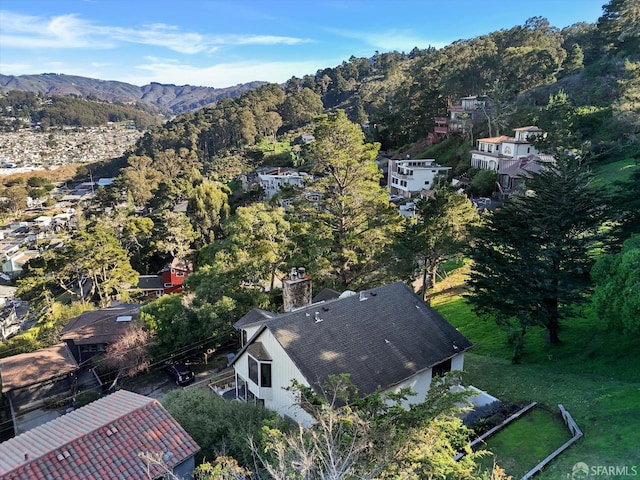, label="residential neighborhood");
[0,125,142,174]
[0,1,639,477]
